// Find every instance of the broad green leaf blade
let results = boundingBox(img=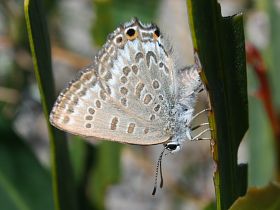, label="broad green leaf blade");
[187,1,248,209]
[24,1,78,210]
[0,118,54,210]
[230,183,280,210]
